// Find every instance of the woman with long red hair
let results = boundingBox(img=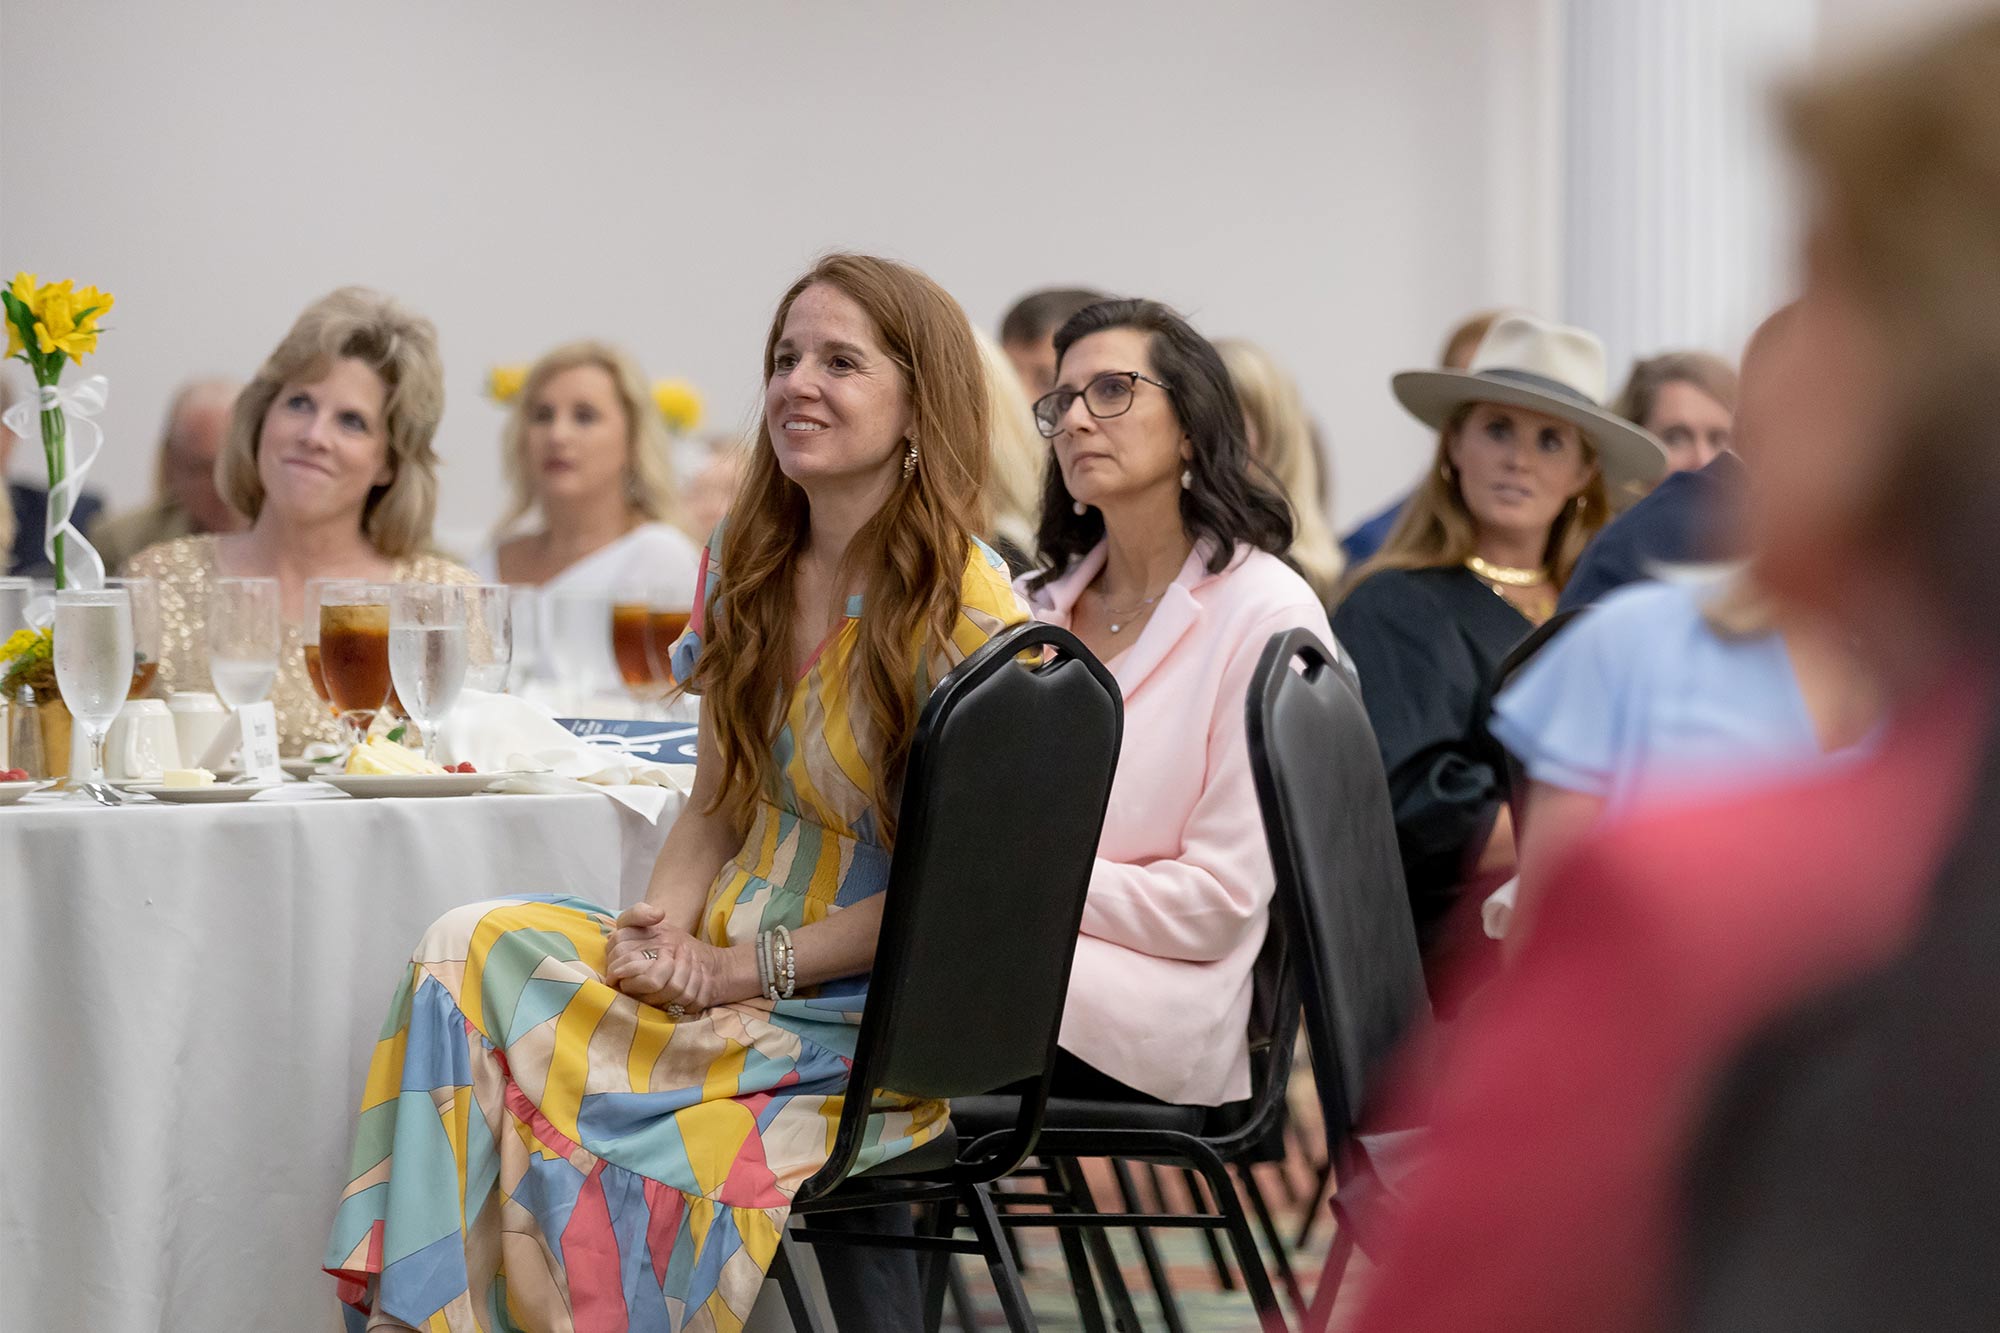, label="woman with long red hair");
[325,254,1025,1331]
